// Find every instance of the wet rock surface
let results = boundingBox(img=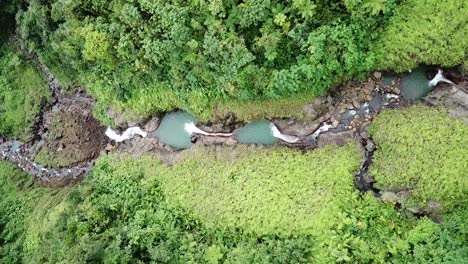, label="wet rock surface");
[143,116,161,132]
